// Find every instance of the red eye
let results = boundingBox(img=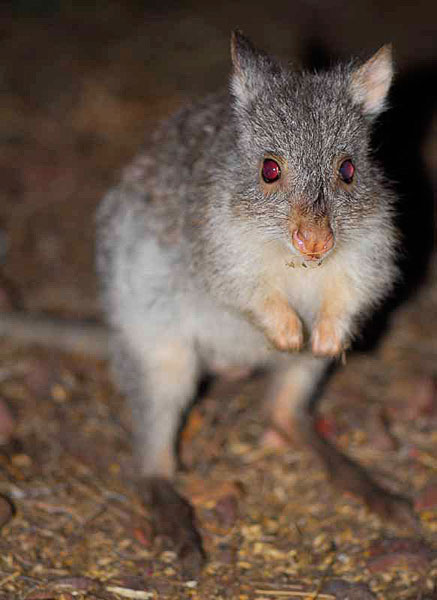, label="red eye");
[262,159,281,183]
[339,159,355,184]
